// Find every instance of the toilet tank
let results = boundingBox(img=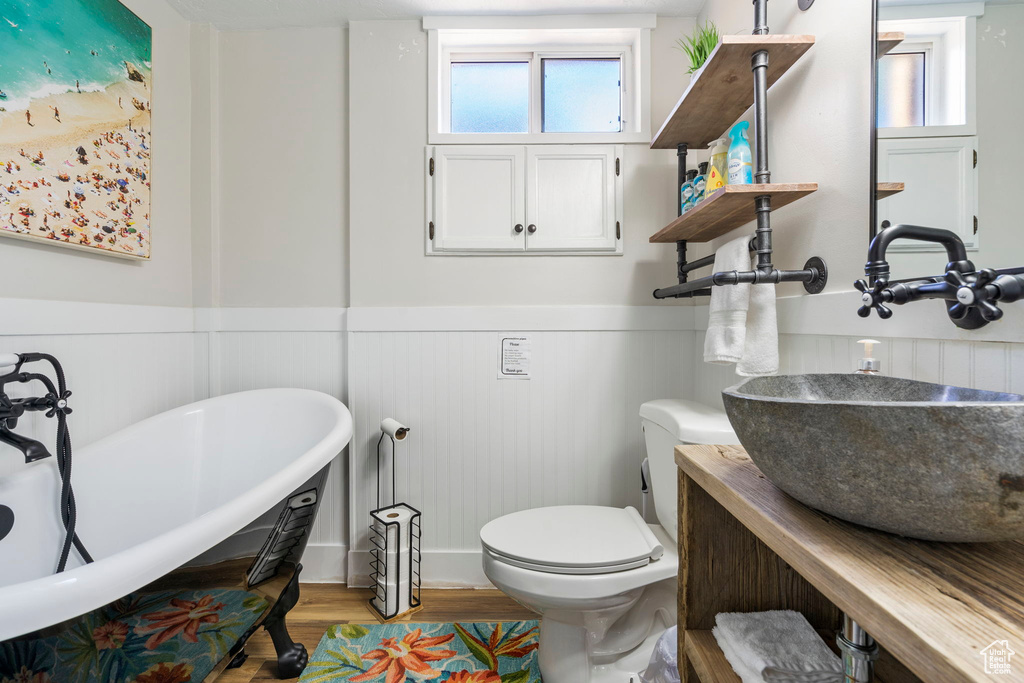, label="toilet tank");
[640,399,739,542]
